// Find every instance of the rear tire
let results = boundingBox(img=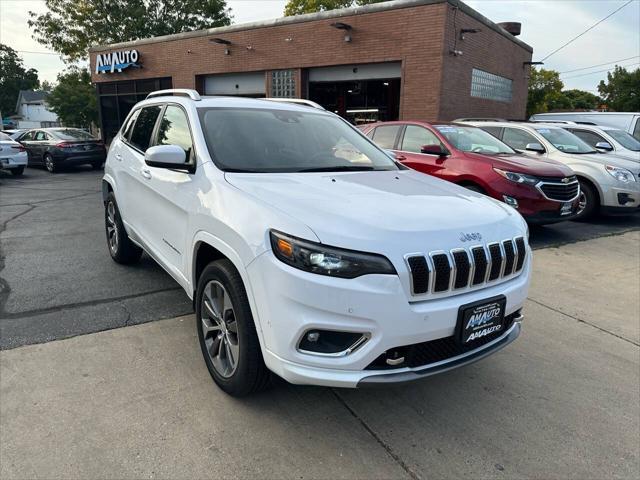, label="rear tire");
[44,154,57,173]
[196,259,271,397]
[91,161,103,170]
[105,192,143,264]
[573,180,598,221]
[10,166,24,176]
